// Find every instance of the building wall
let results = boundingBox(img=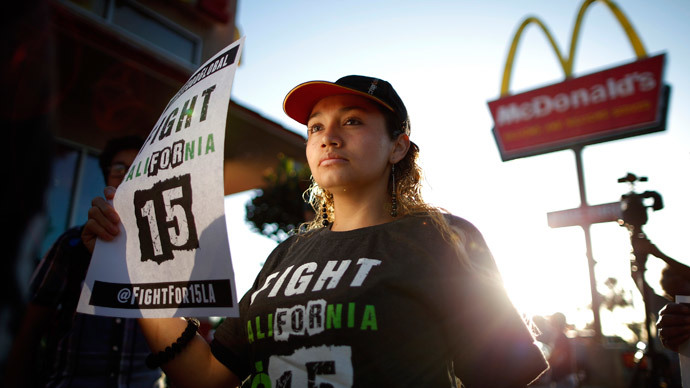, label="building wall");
[38,0,306,258]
